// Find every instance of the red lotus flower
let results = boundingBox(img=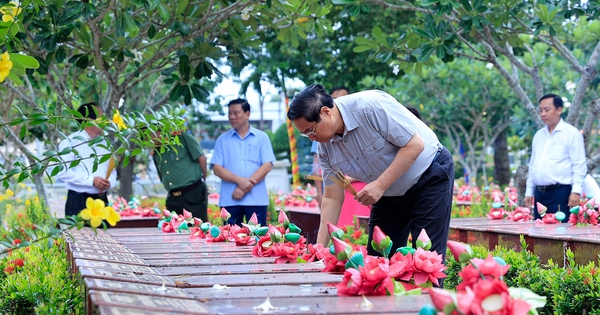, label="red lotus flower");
[252,235,275,257]
[337,255,393,296]
[300,243,330,263]
[322,251,347,273]
[541,213,559,224]
[487,208,505,219]
[271,241,305,264]
[411,248,446,286]
[389,252,415,282]
[229,225,256,246]
[470,279,531,315]
[507,207,532,222]
[457,255,510,291]
[207,225,230,242]
[161,222,174,233]
[189,227,206,239]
